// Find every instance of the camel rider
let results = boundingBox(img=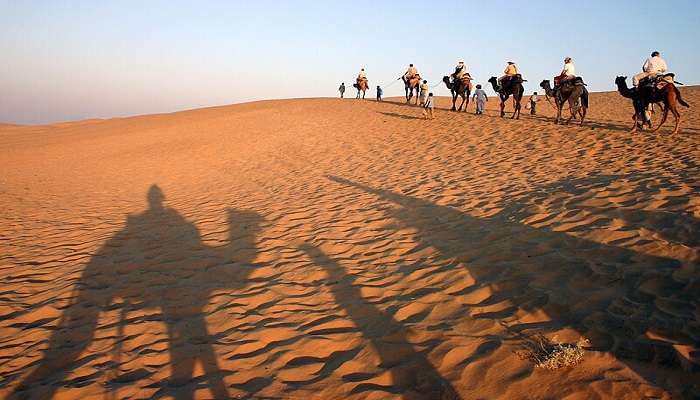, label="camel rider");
[498,61,519,88]
[554,57,575,87]
[452,61,472,82]
[633,51,668,87]
[404,64,419,80]
[357,68,367,82]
